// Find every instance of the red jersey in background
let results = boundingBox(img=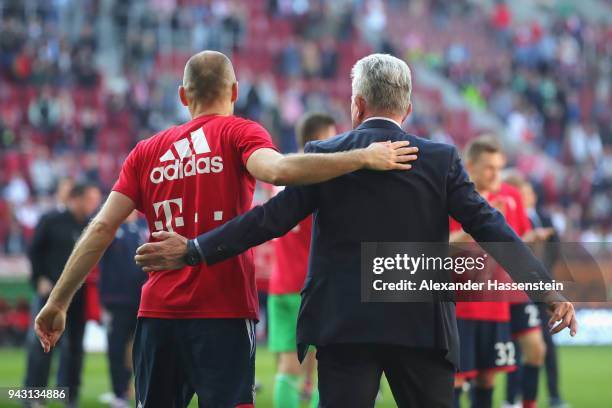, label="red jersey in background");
[270,209,313,294]
[452,183,532,321]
